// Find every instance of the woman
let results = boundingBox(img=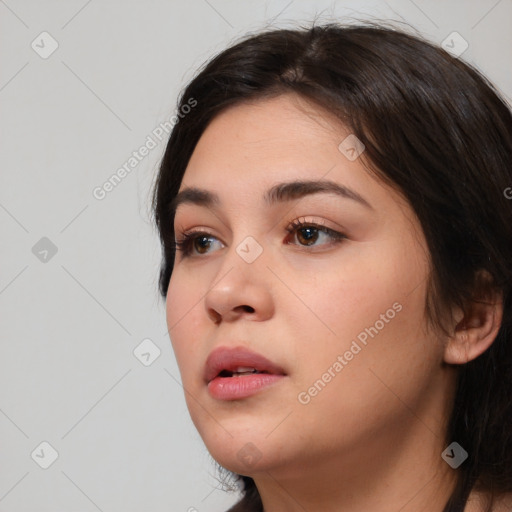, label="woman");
[152,22,512,511]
